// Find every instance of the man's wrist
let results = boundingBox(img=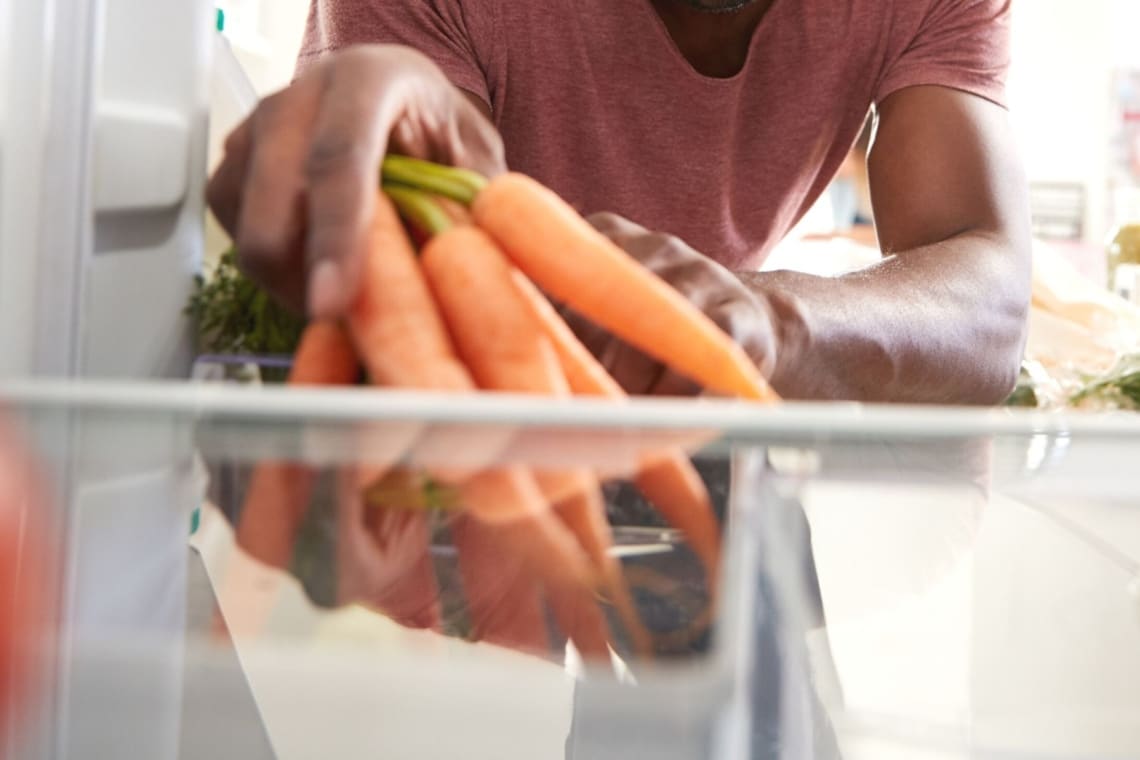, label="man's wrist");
[736,270,810,394]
